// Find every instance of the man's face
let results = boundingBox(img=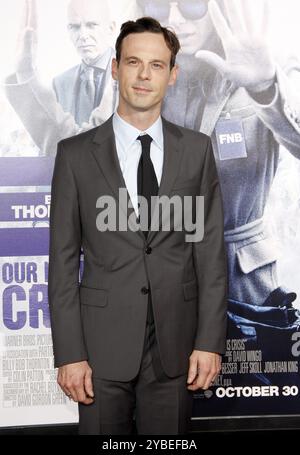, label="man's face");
[112,32,178,115]
[138,0,214,55]
[67,0,113,63]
